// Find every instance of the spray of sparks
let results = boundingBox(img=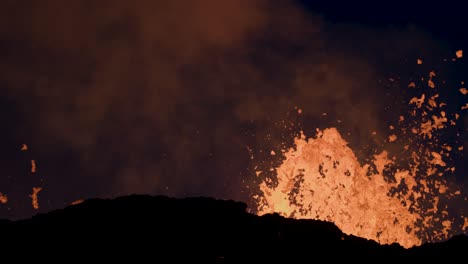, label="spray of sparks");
[254,54,467,248]
[0,143,45,211]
